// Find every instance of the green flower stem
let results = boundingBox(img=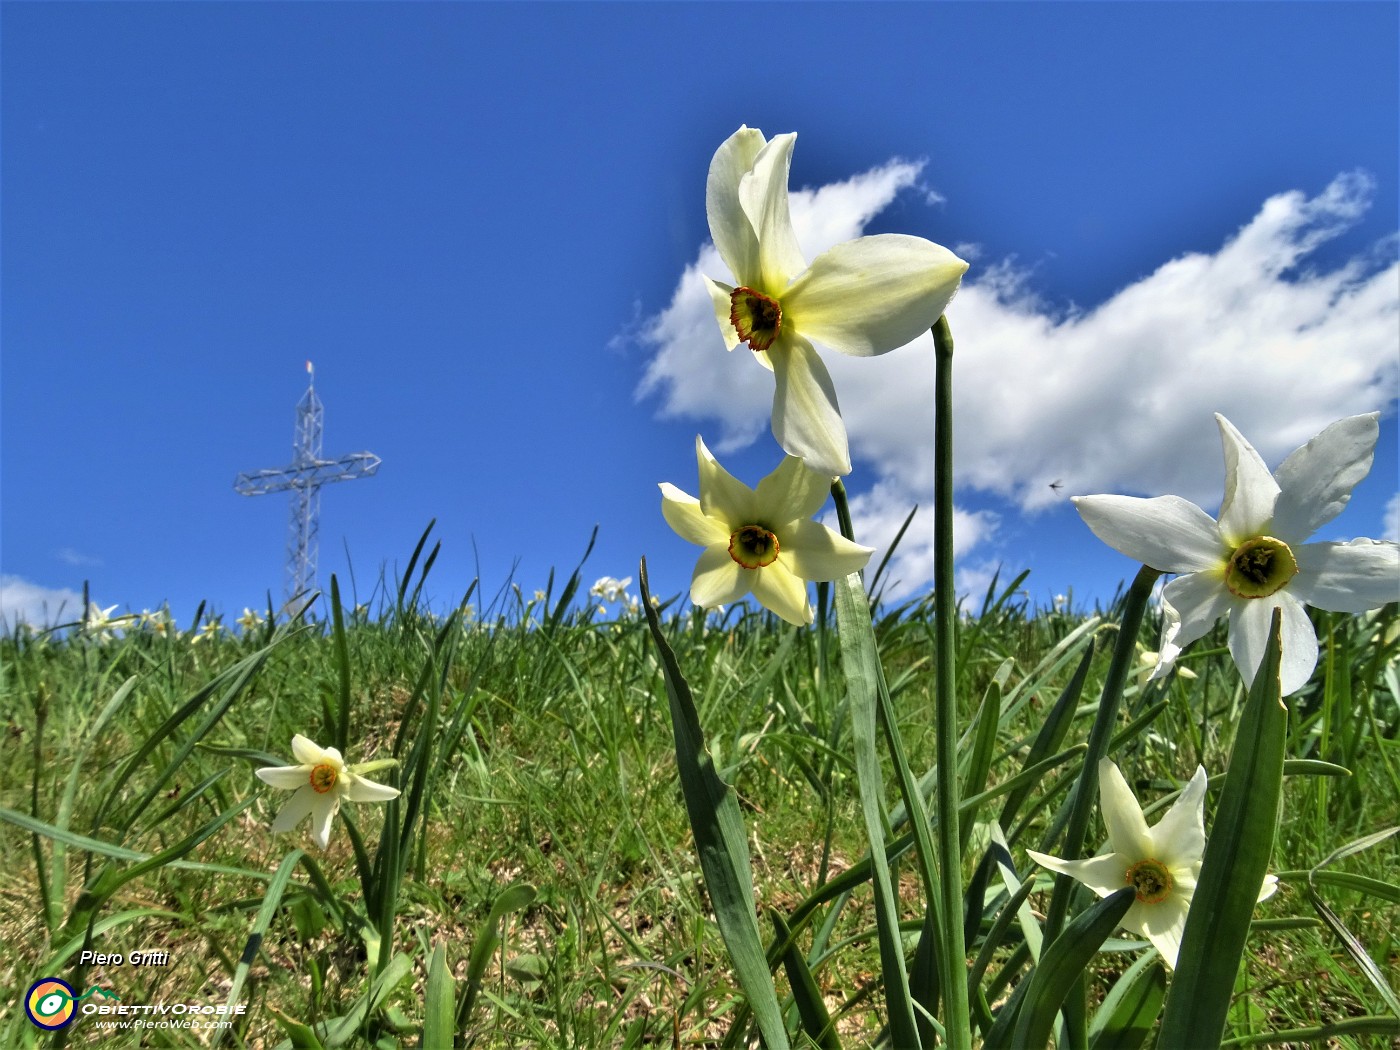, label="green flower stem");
[1038,563,1161,1046]
[931,315,972,1048]
[1043,564,1163,943]
[831,479,946,1046]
